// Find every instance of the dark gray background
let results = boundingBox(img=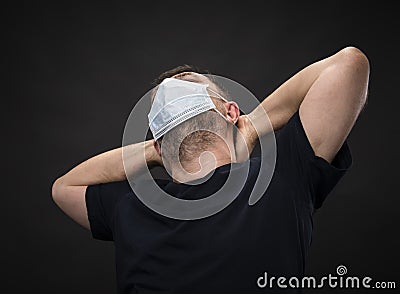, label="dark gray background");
[5,1,400,293]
